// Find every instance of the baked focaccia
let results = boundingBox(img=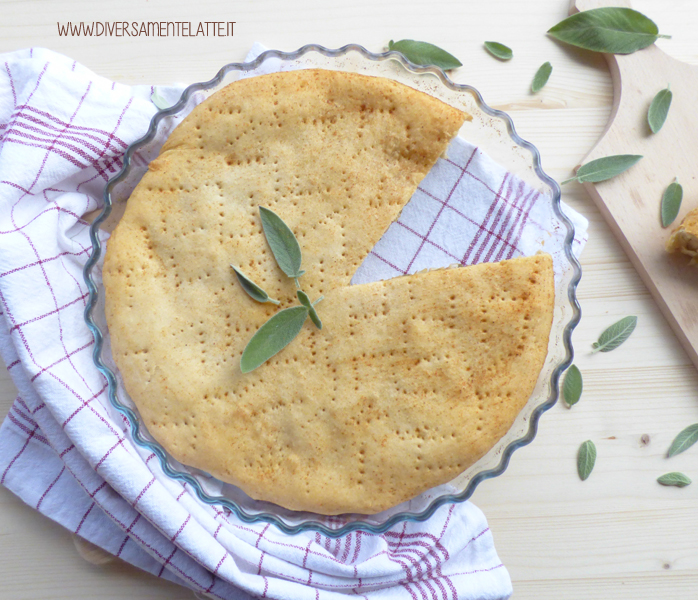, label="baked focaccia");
[104,69,554,514]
